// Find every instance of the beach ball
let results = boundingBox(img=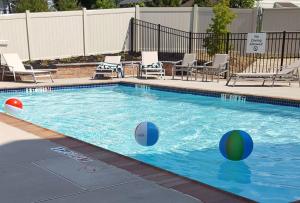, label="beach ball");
[135,122,159,146]
[219,130,253,161]
[3,98,23,115]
